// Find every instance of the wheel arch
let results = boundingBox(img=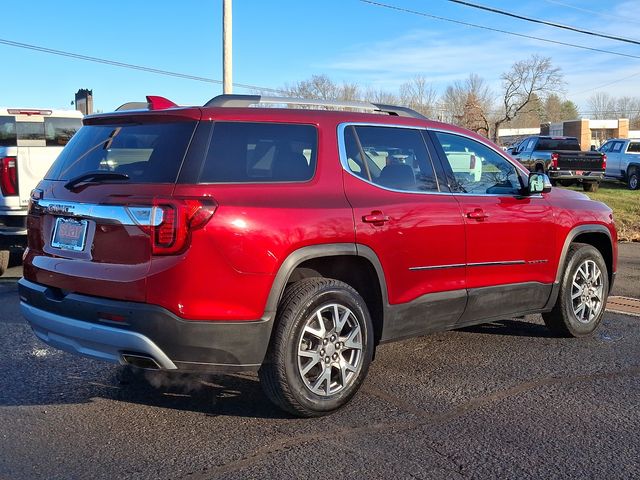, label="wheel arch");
[265,244,388,346]
[556,225,614,289]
